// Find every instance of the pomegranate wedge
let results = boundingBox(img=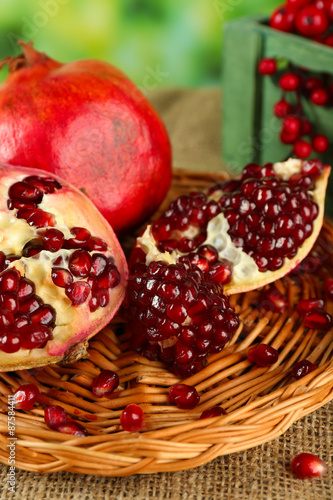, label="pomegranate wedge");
[131,159,330,295]
[0,164,128,371]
